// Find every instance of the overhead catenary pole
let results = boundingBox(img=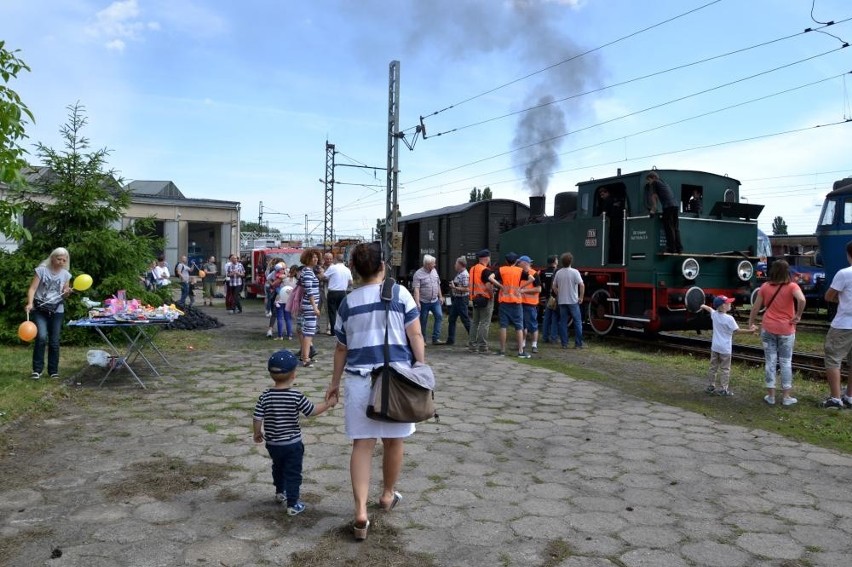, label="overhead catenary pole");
[322,141,335,252]
[386,60,401,266]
